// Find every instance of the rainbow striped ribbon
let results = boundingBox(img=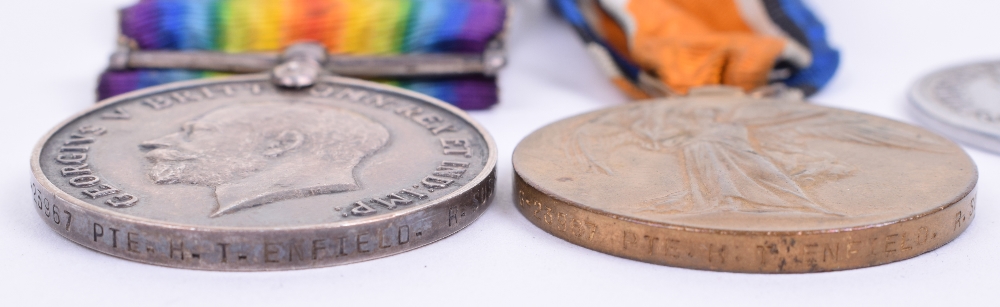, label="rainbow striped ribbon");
[99,0,507,110]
